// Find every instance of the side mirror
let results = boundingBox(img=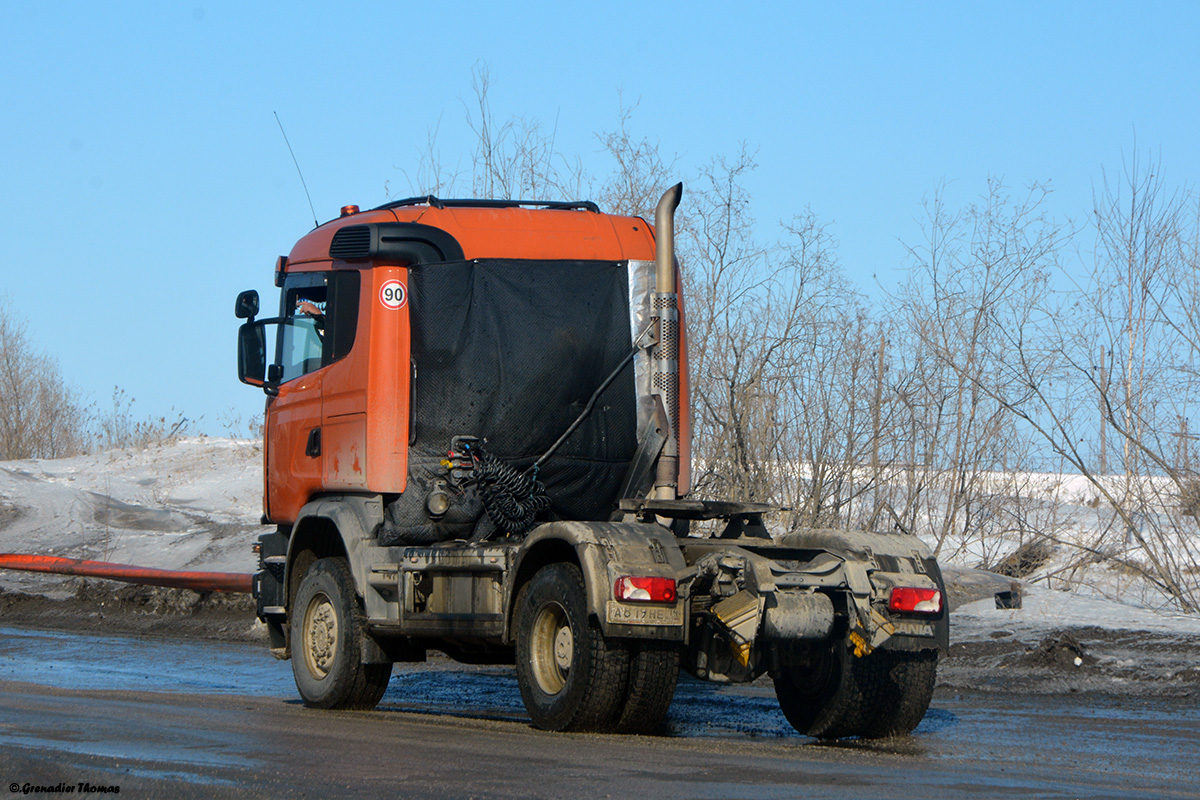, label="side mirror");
[237,321,267,386]
[235,290,260,320]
